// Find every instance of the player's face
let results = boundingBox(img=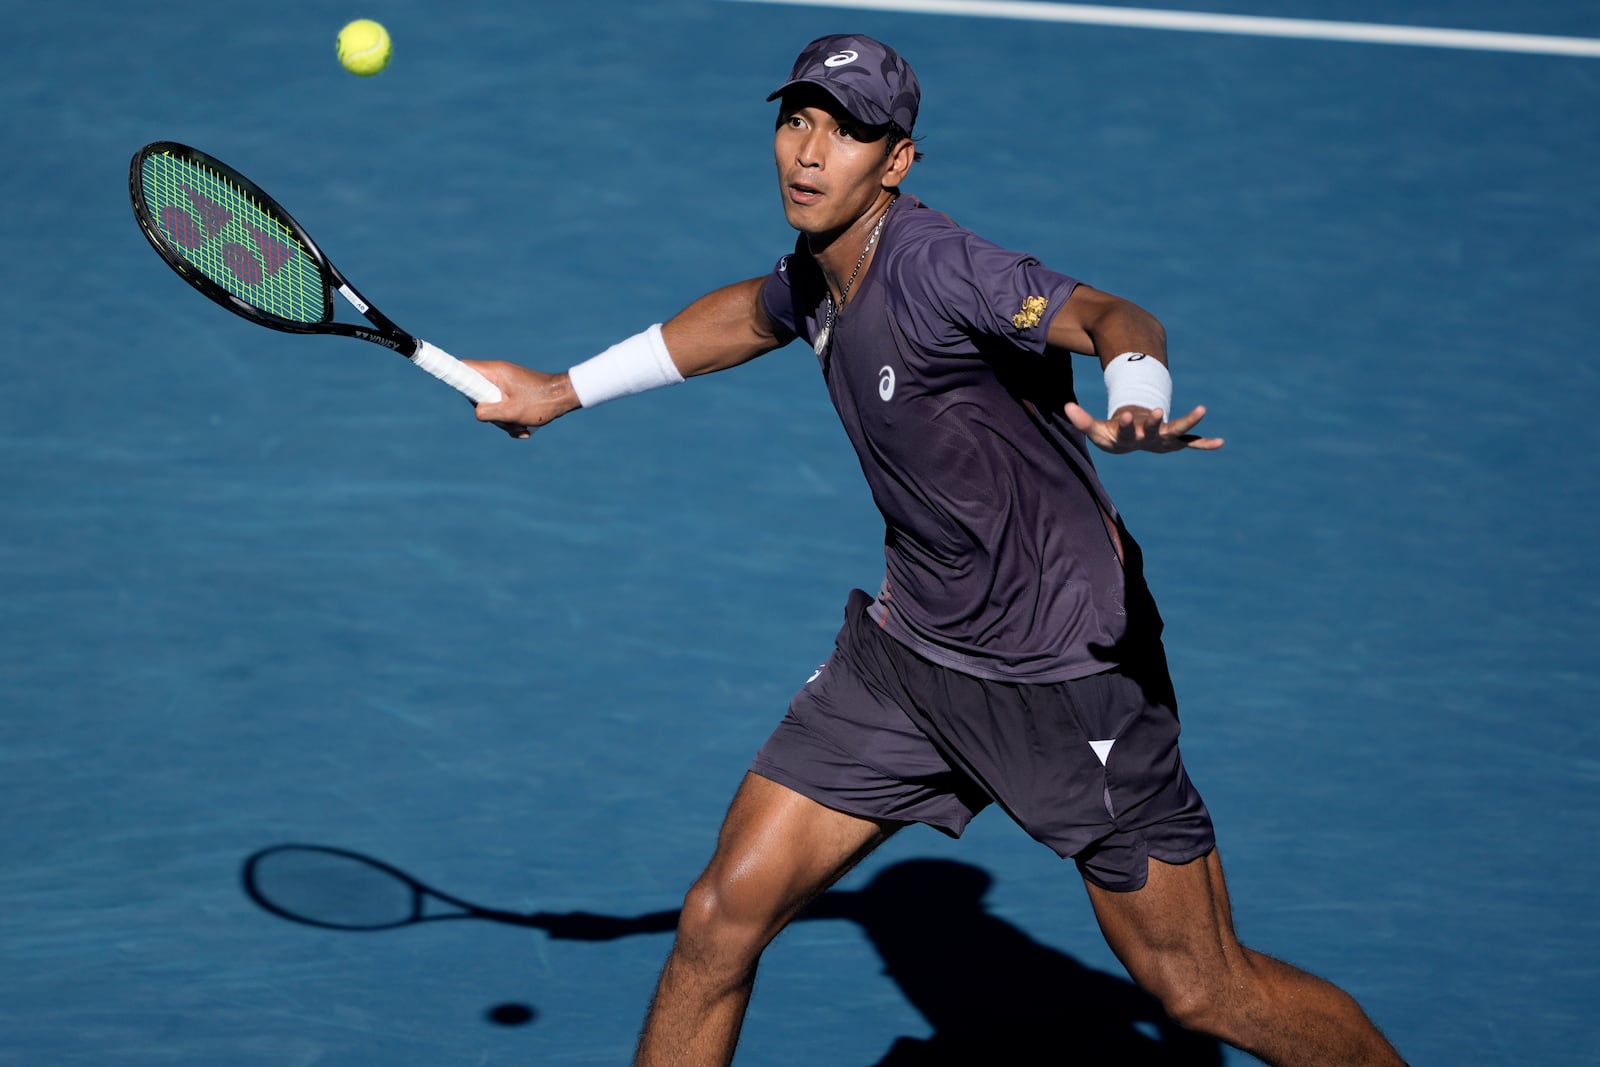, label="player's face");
[774,94,906,241]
